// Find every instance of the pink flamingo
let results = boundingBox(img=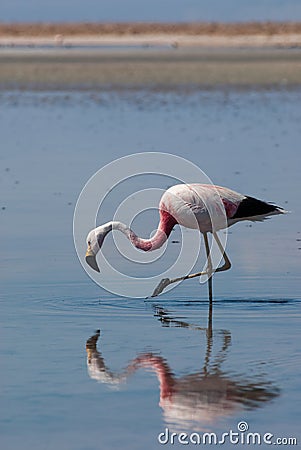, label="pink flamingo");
[85,183,286,300]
